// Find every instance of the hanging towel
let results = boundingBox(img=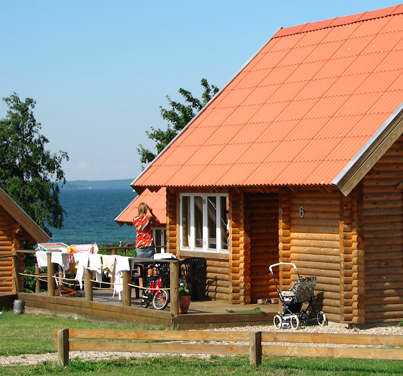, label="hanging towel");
[115,256,130,273]
[51,252,70,271]
[113,256,132,299]
[89,254,102,282]
[102,255,116,277]
[35,251,48,269]
[74,253,89,289]
[72,244,96,254]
